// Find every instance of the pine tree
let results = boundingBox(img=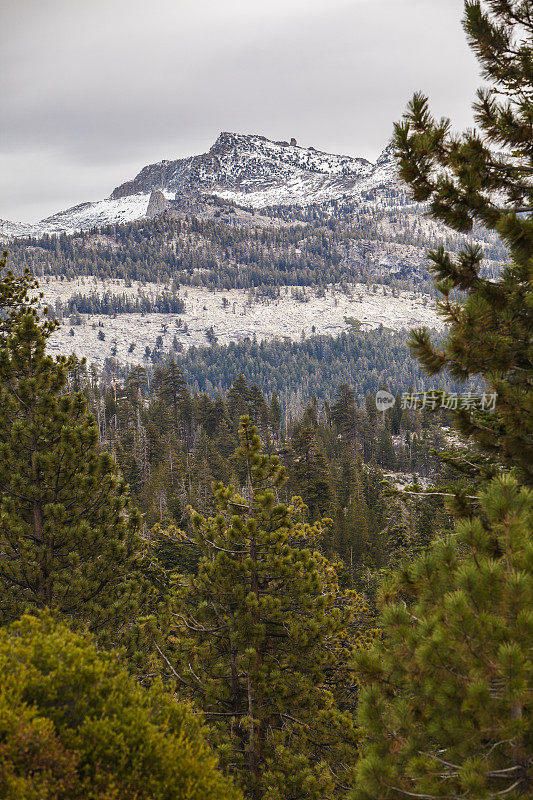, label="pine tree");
[157,359,187,429]
[353,6,533,797]
[125,364,148,404]
[226,373,250,415]
[352,474,532,800]
[249,383,270,441]
[0,255,46,343]
[333,451,370,578]
[289,423,335,520]
[269,391,283,439]
[376,426,397,470]
[393,0,533,483]
[168,417,366,800]
[390,392,404,436]
[0,274,148,644]
[331,383,358,443]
